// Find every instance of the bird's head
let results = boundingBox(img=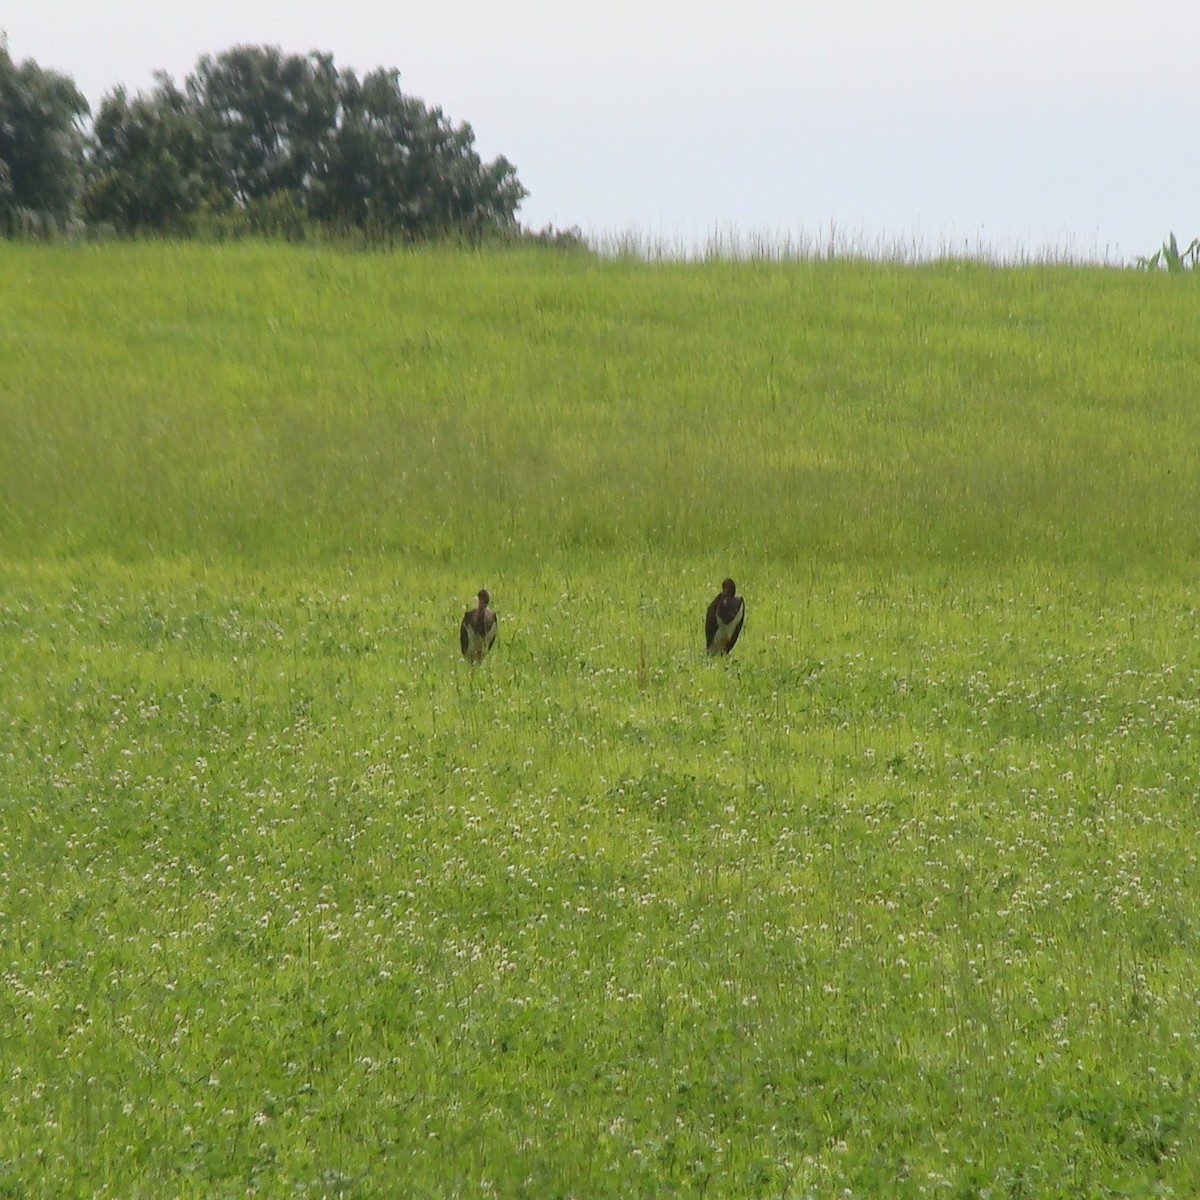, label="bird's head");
[722,578,737,596]
[477,589,491,607]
